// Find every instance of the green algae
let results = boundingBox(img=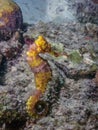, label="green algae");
[69,50,82,64]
